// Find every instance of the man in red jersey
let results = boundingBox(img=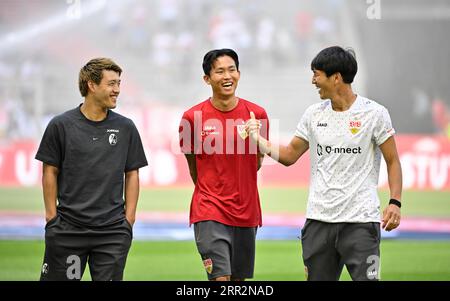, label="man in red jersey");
[179,49,269,281]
